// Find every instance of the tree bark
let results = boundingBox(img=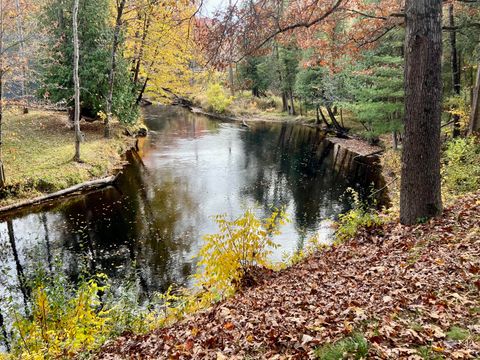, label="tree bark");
[400,0,443,225]
[133,14,150,86]
[228,64,235,96]
[105,0,127,138]
[281,92,288,112]
[392,130,398,150]
[0,0,5,188]
[318,107,330,127]
[136,77,149,105]
[289,90,295,115]
[72,0,81,162]
[326,105,344,131]
[469,64,480,135]
[449,3,461,137]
